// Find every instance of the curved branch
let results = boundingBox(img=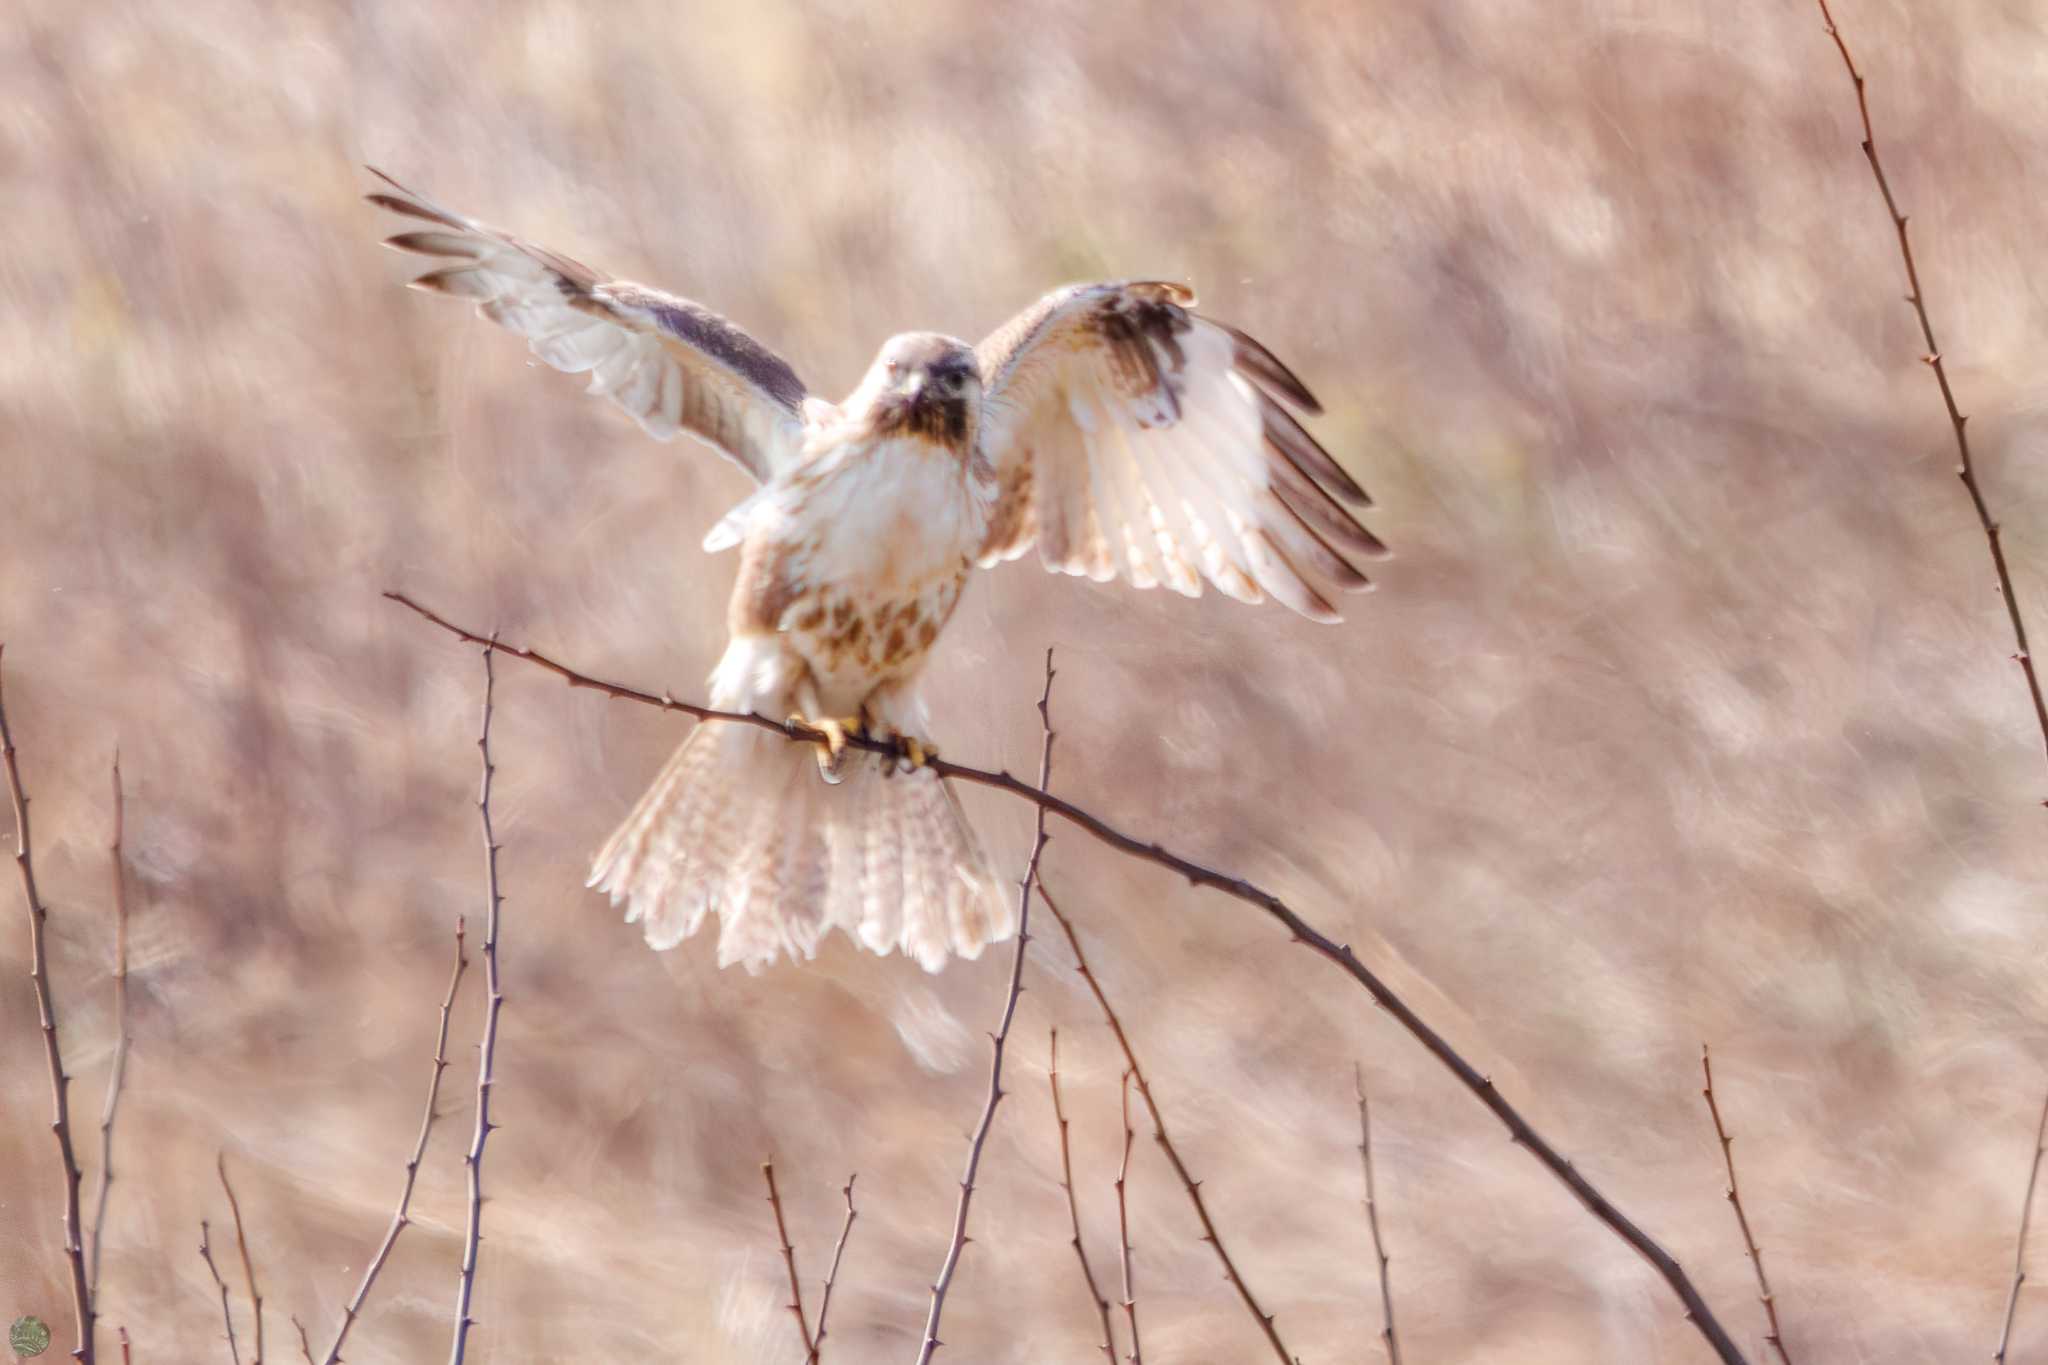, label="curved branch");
[0,647,96,1365]
[384,592,1754,1364]
[1806,0,2048,783]
[89,754,131,1298]
[912,649,1056,1365]
[449,644,505,1365]
[1049,1029,1119,1365]
[320,919,470,1365]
